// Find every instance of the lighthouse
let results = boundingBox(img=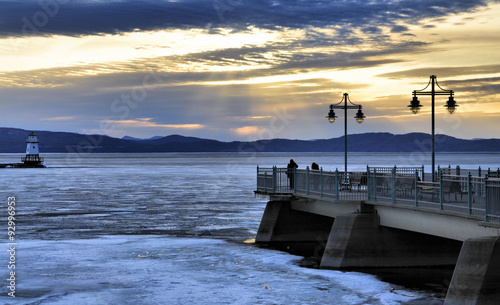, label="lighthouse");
[22,132,44,166]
